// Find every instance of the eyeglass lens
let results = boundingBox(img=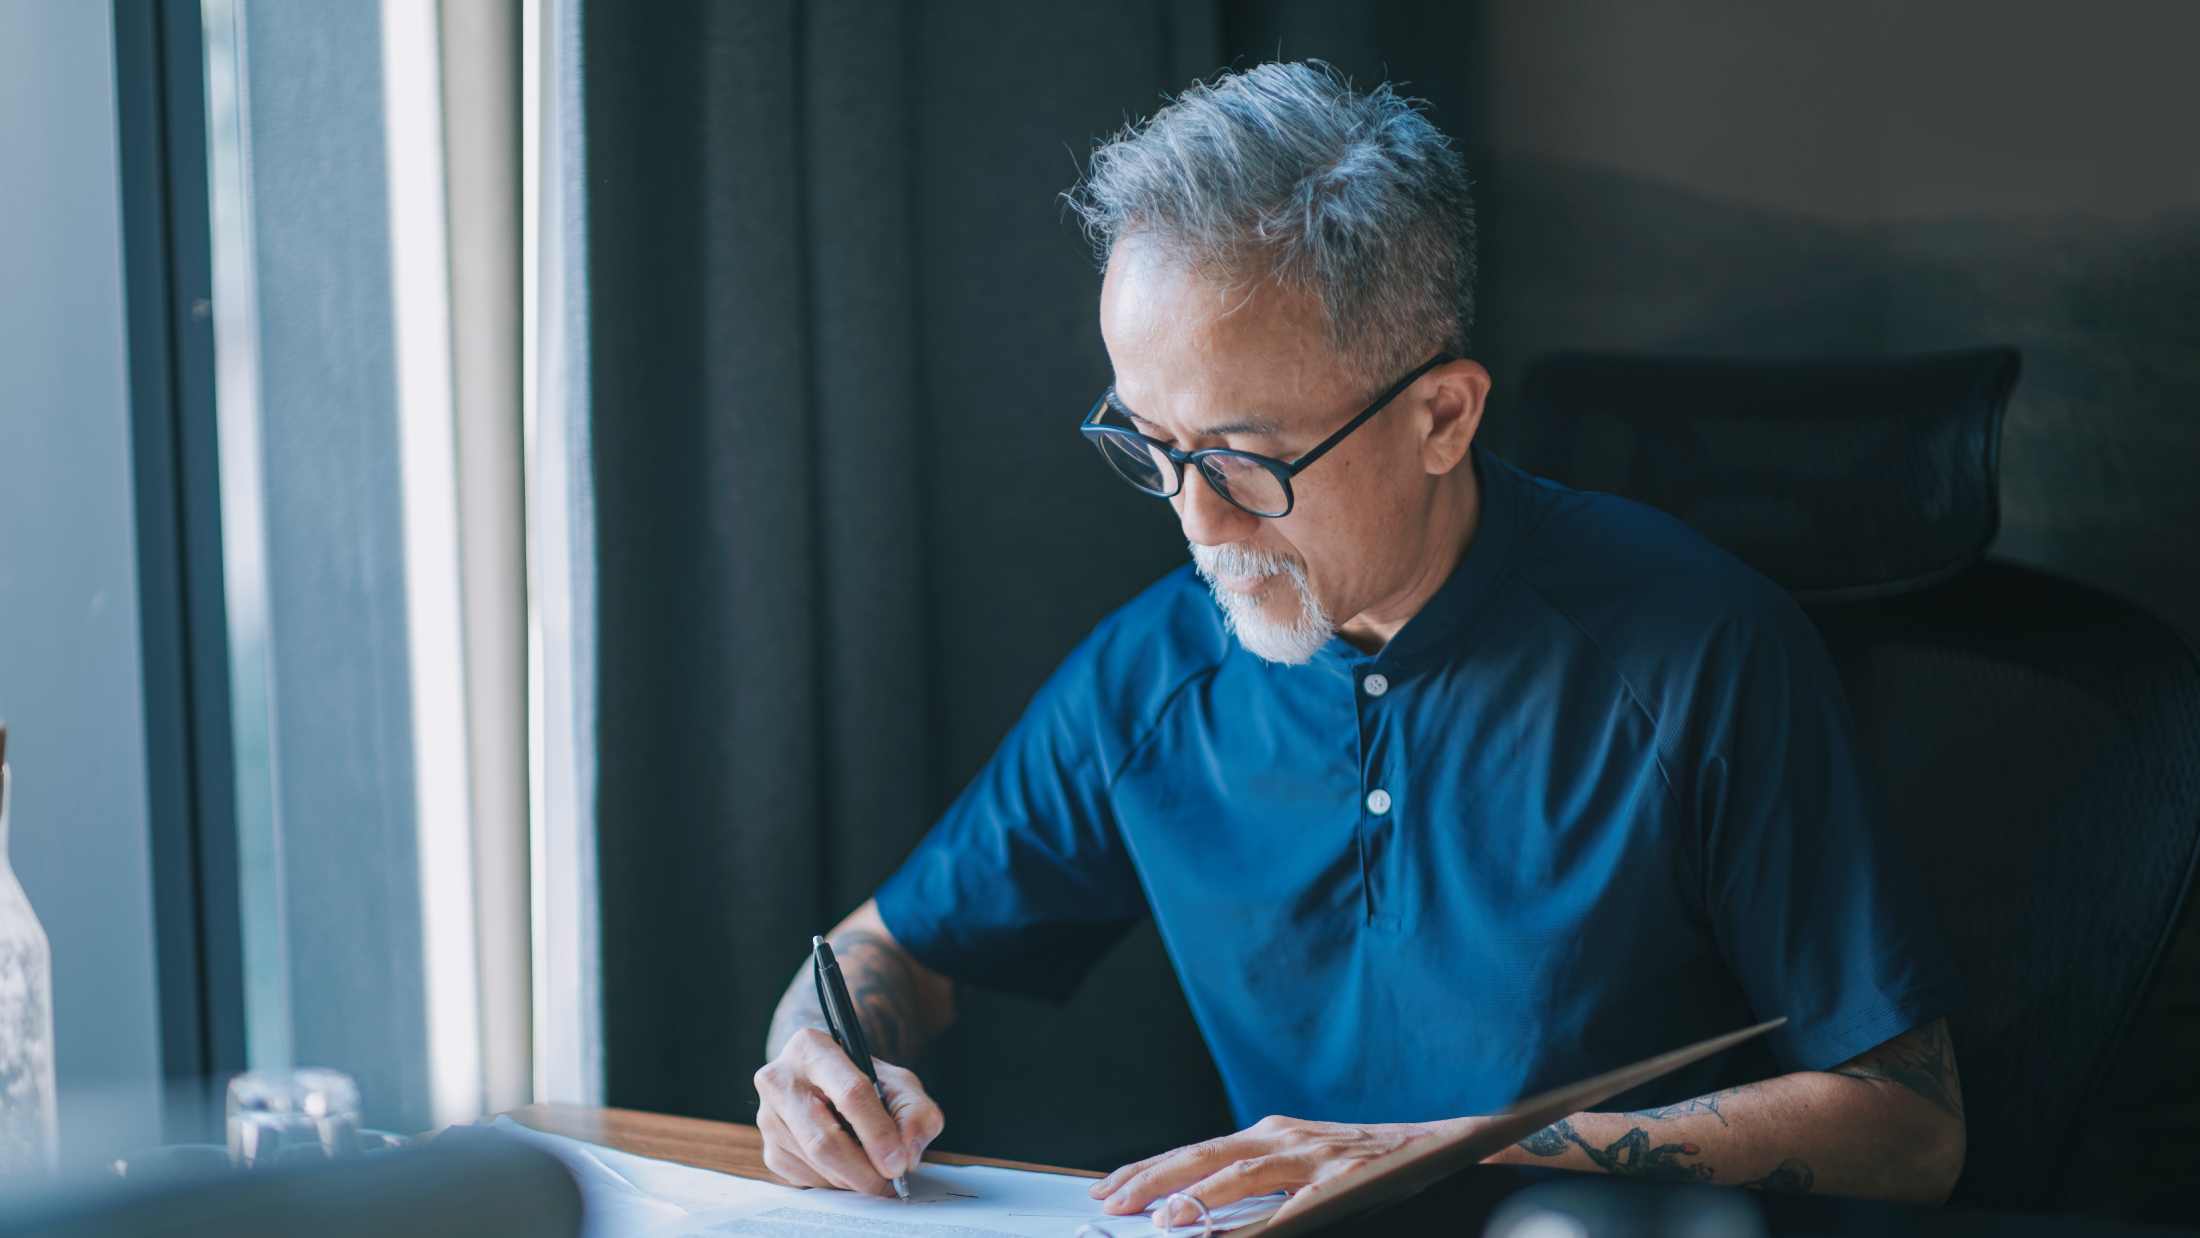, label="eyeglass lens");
[1090,431,1291,517]
[1194,453,1288,517]
[1094,429,1175,497]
